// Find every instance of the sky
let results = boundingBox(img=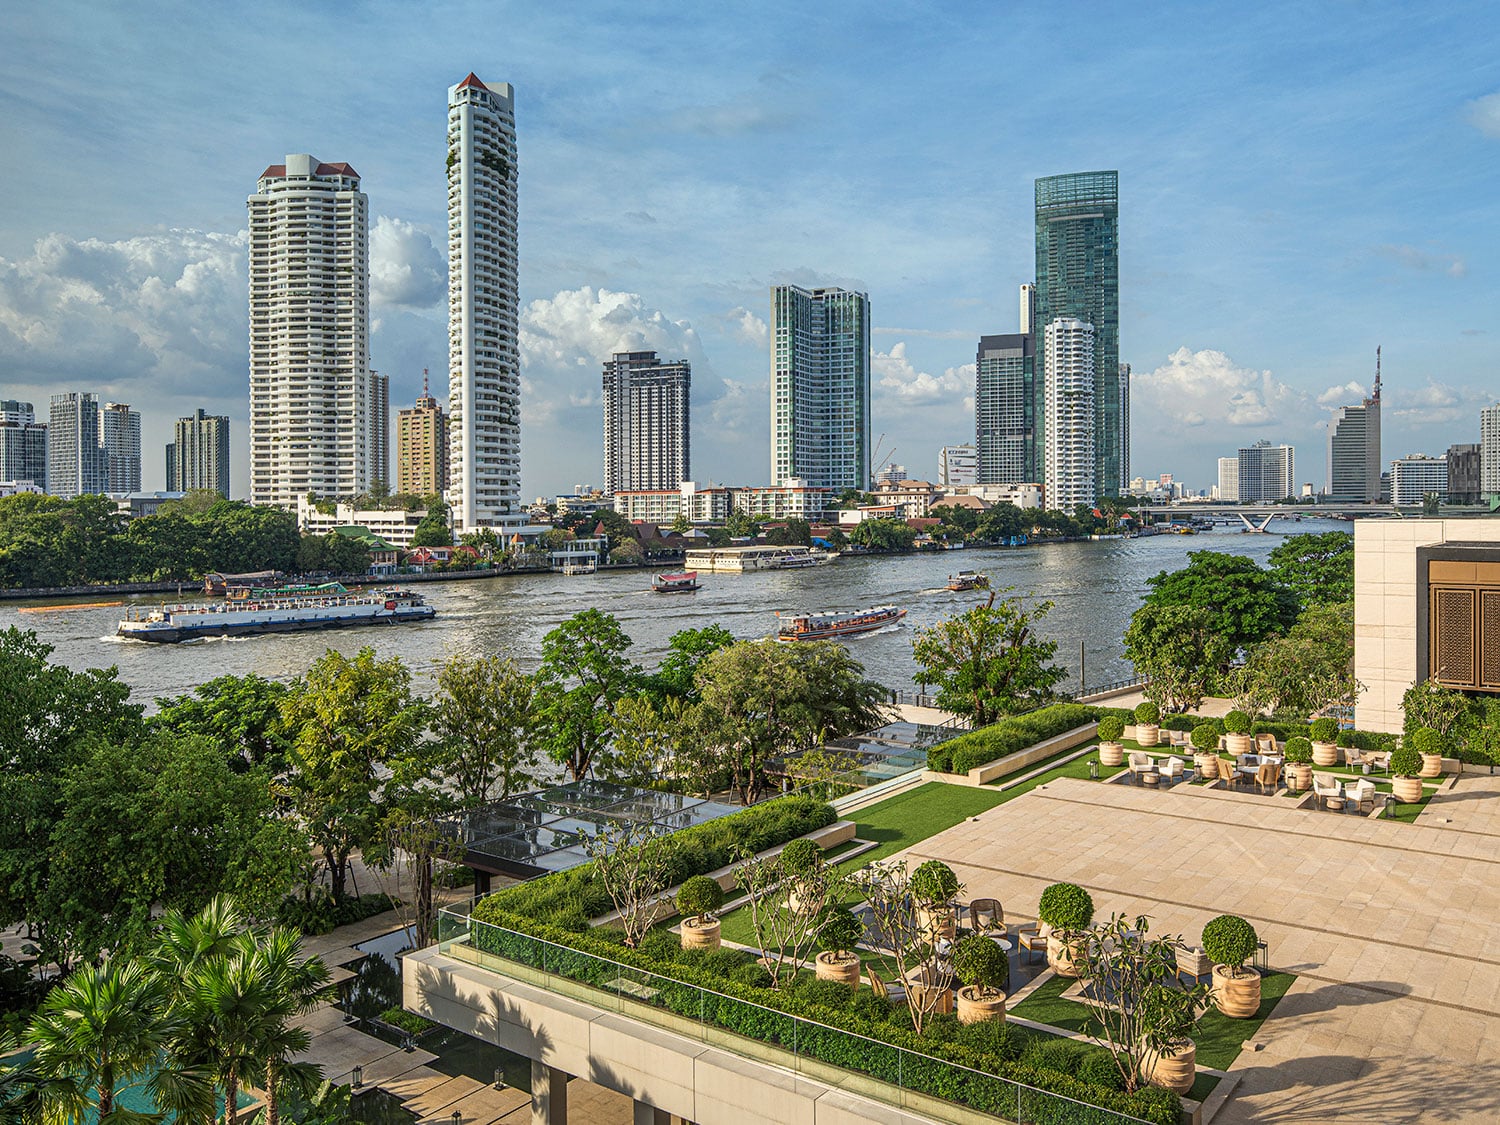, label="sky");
[2,0,1498,500]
